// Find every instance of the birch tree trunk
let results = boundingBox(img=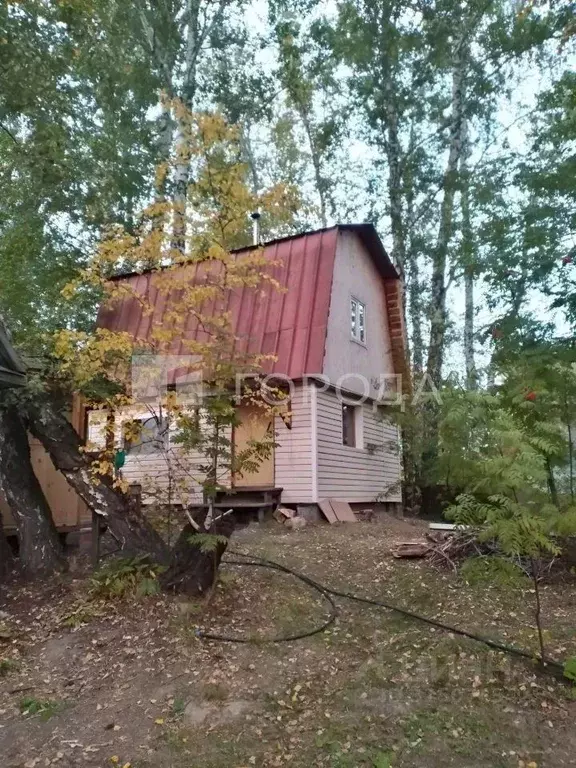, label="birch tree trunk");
[172,0,203,254]
[240,120,261,196]
[425,39,465,387]
[154,95,175,220]
[460,118,476,389]
[23,398,170,564]
[0,406,65,577]
[381,93,424,512]
[405,154,424,374]
[300,109,328,227]
[421,33,466,482]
